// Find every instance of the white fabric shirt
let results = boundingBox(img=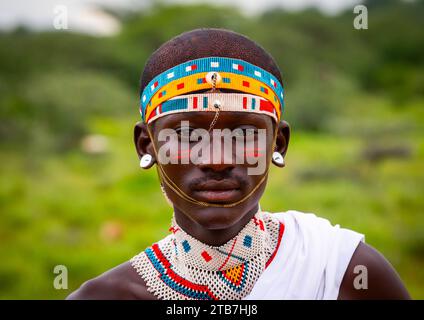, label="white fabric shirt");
[245,210,365,300]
